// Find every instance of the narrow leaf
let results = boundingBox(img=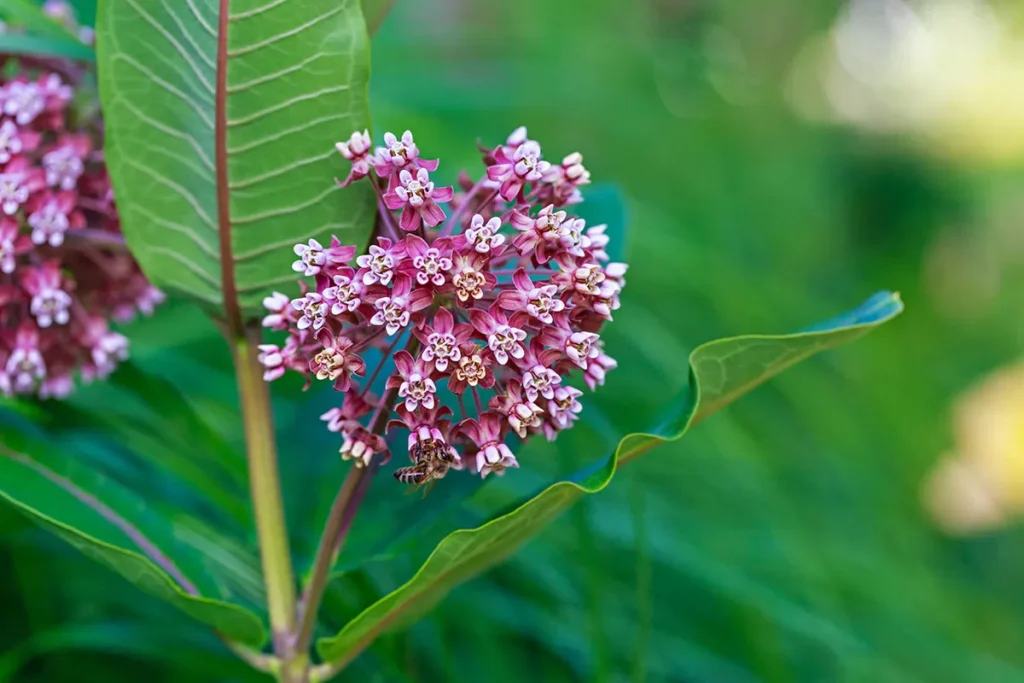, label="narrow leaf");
[0,439,266,647]
[0,0,95,60]
[96,0,376,328]
[315,292,904,668]
[0,32,95,60]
